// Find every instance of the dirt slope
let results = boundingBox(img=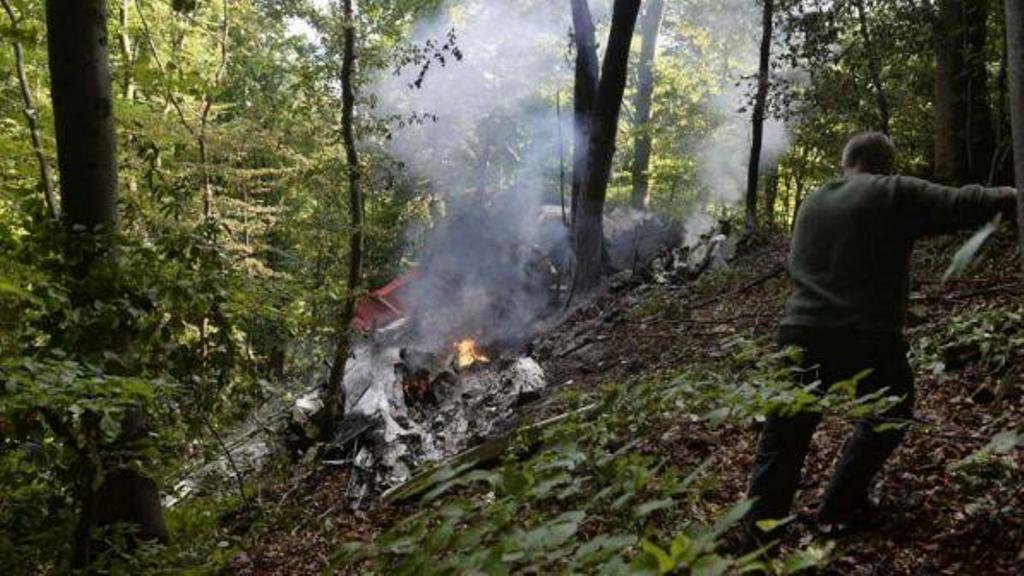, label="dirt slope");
[240,230,1023,575]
